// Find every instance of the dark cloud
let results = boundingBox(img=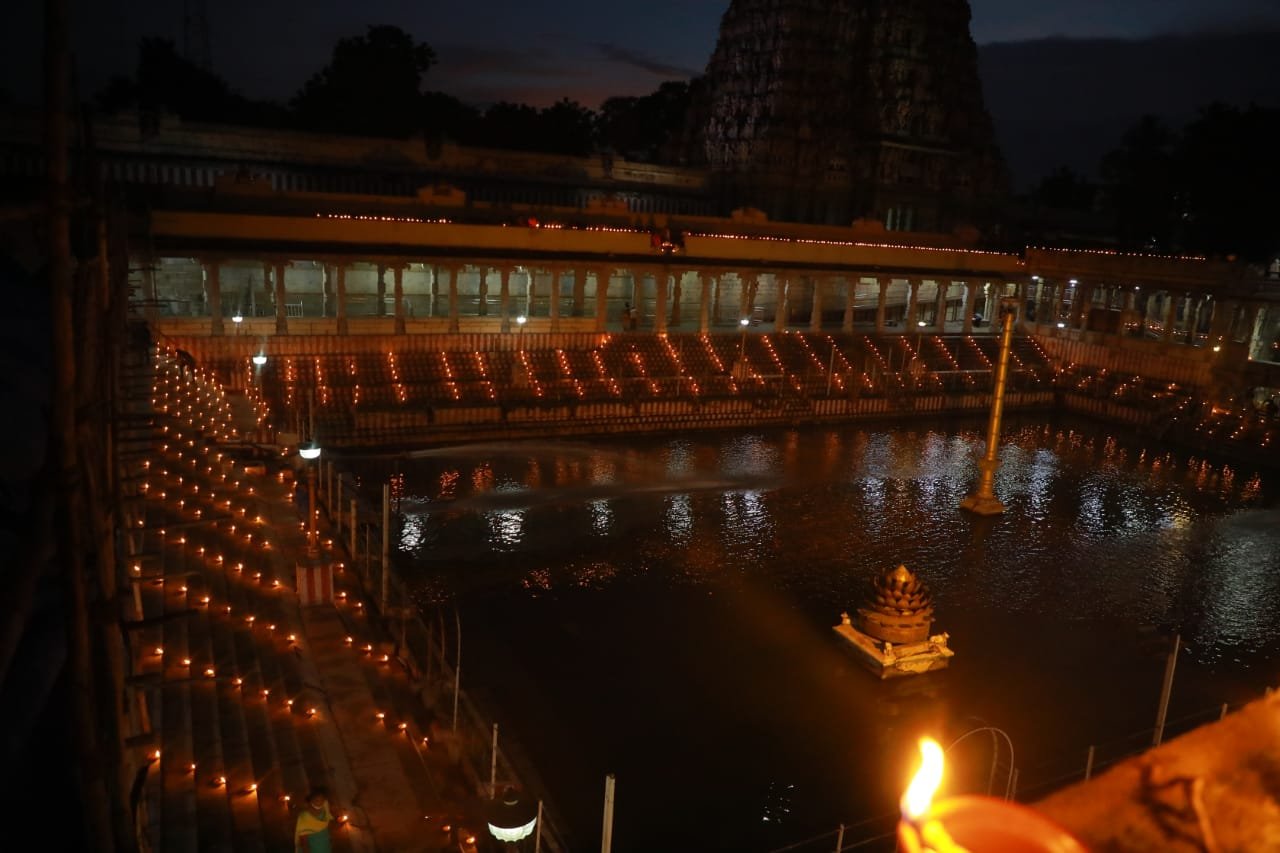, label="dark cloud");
[596,43,699,79]
[432,43,592,80]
